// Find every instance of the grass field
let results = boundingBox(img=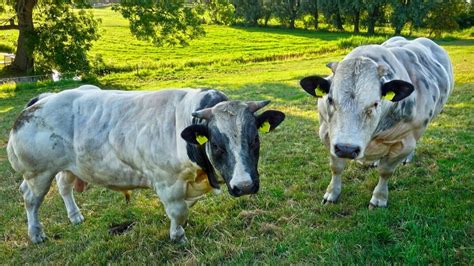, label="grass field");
[0,8,473,264]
